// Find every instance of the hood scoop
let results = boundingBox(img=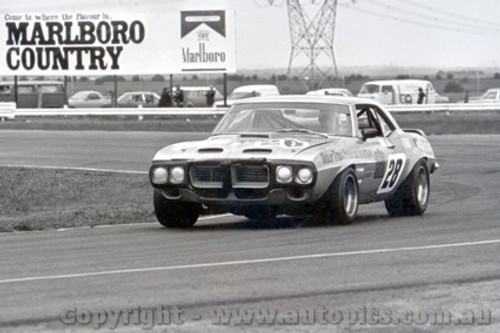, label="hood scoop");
[198,148,223,153]
[243,148,272,154]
